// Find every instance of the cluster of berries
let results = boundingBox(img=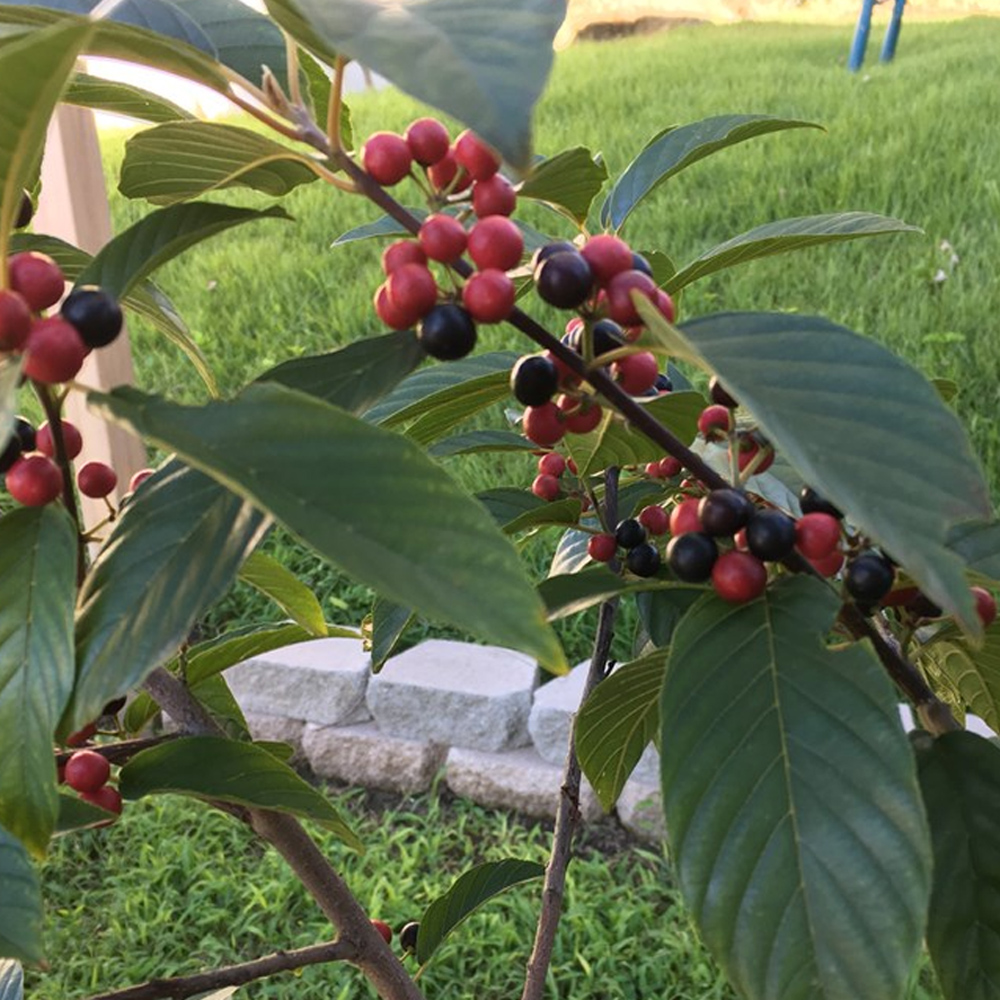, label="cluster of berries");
[531,451,588,502]
[1,413,151,509]
[365,120,523,360]
[60,747,123,818]
[695,377,776,477]
[369,918,420,955]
